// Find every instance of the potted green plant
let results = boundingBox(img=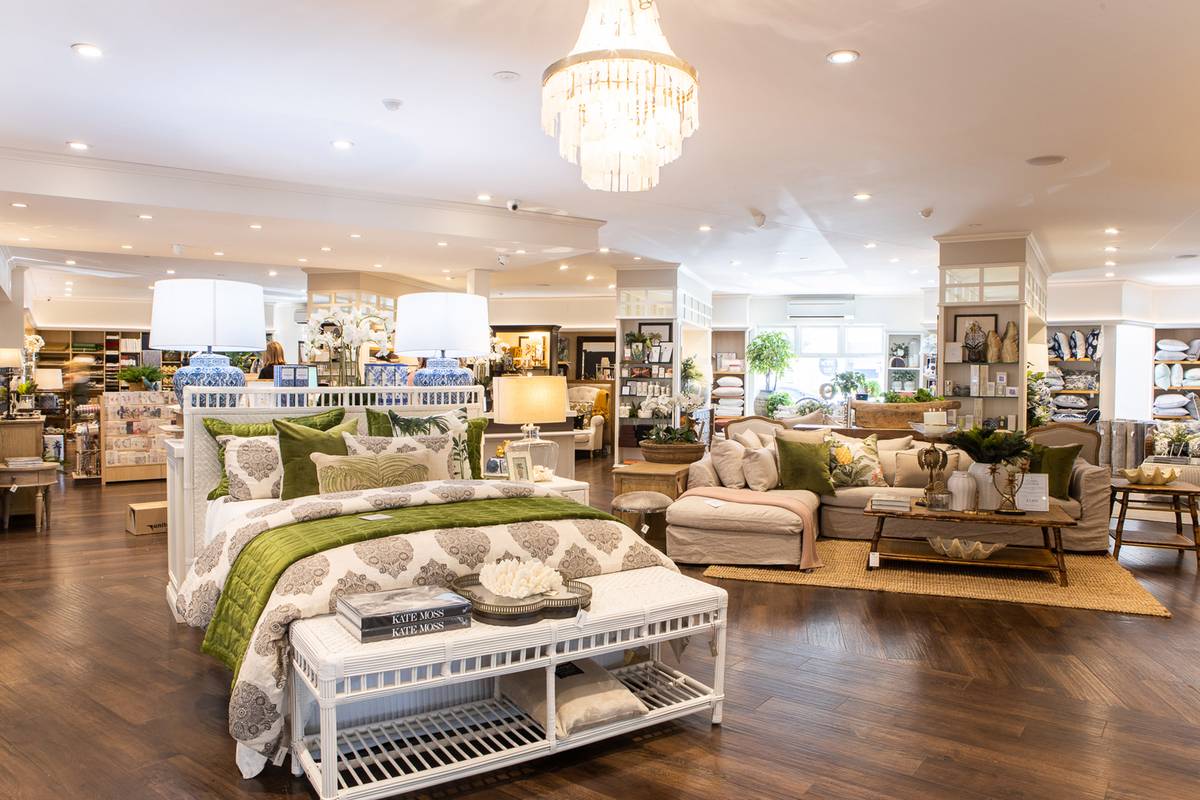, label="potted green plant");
[14,379,36,412]
[746,331,794,415]
[764,391,793,419]
[944,426,1032,511]
[639,424,705,464]
[117,365,164,391]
